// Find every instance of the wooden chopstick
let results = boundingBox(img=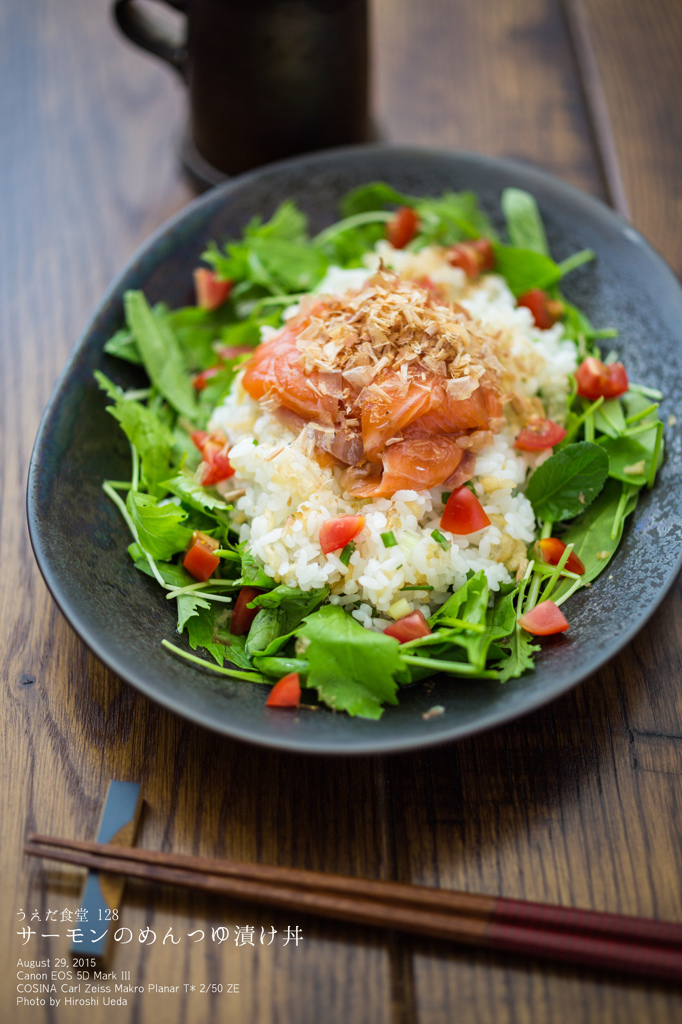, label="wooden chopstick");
[25,835,682,982]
